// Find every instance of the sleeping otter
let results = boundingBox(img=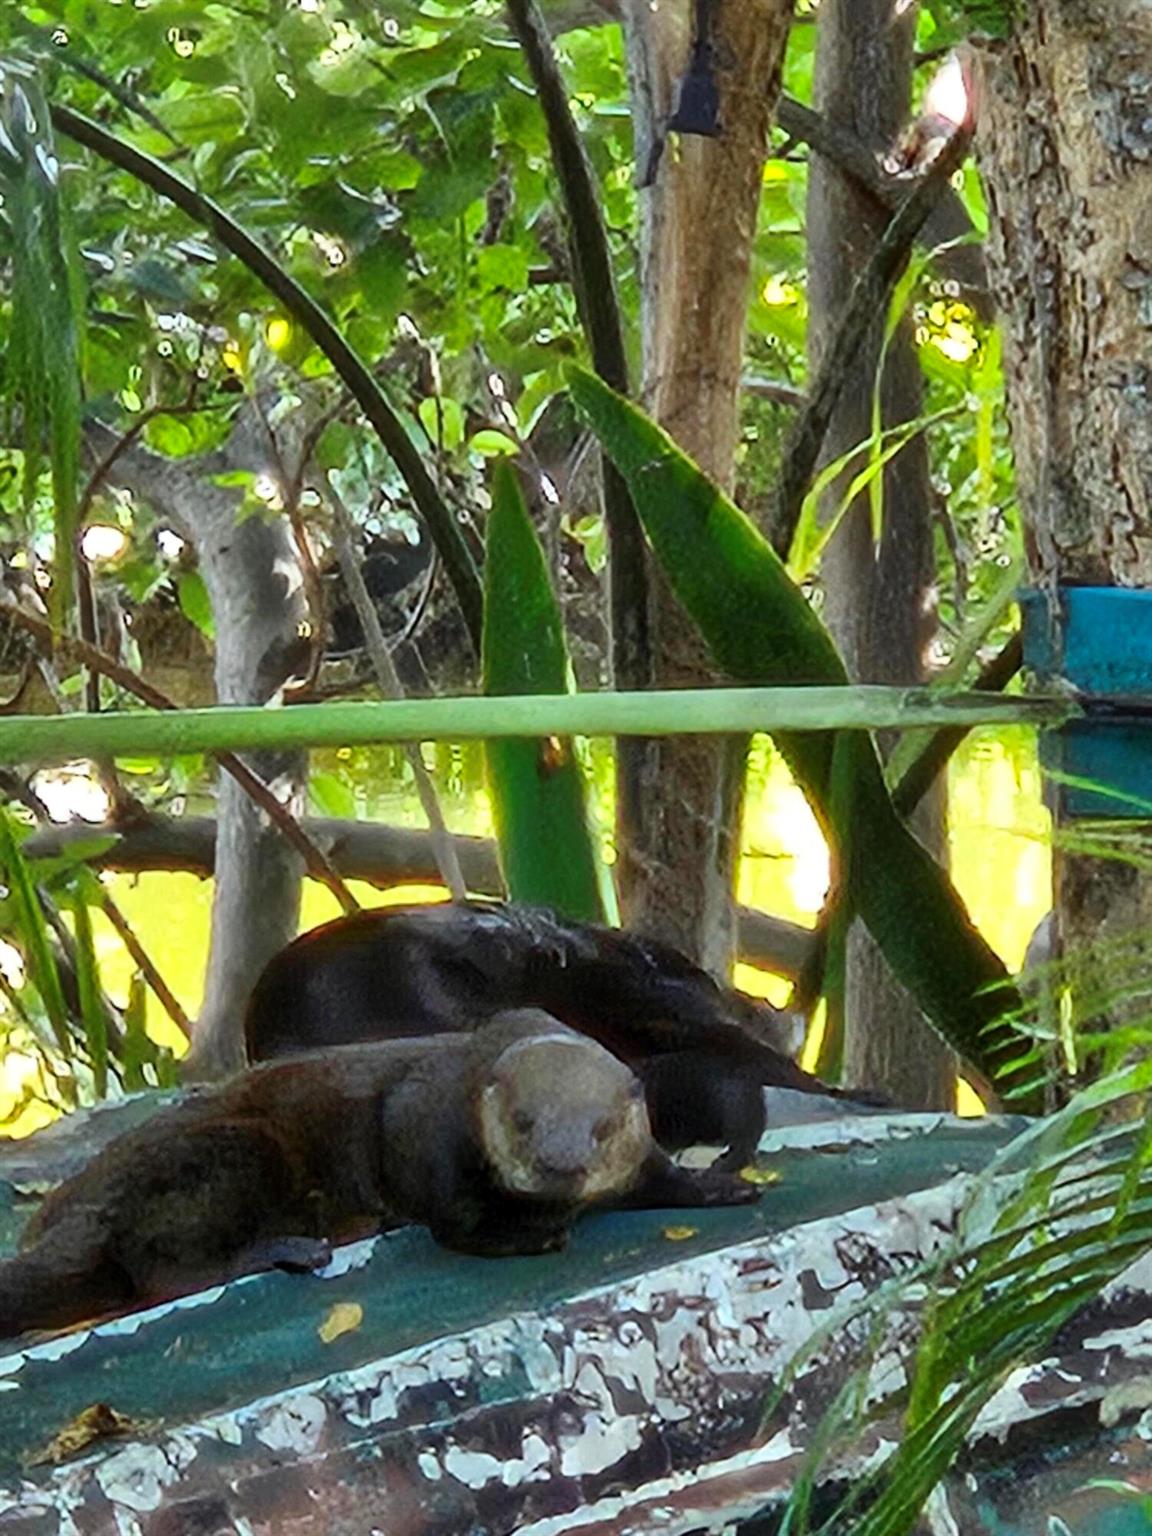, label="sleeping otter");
[244,900,871,1168]
[0,1010,757,1340]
